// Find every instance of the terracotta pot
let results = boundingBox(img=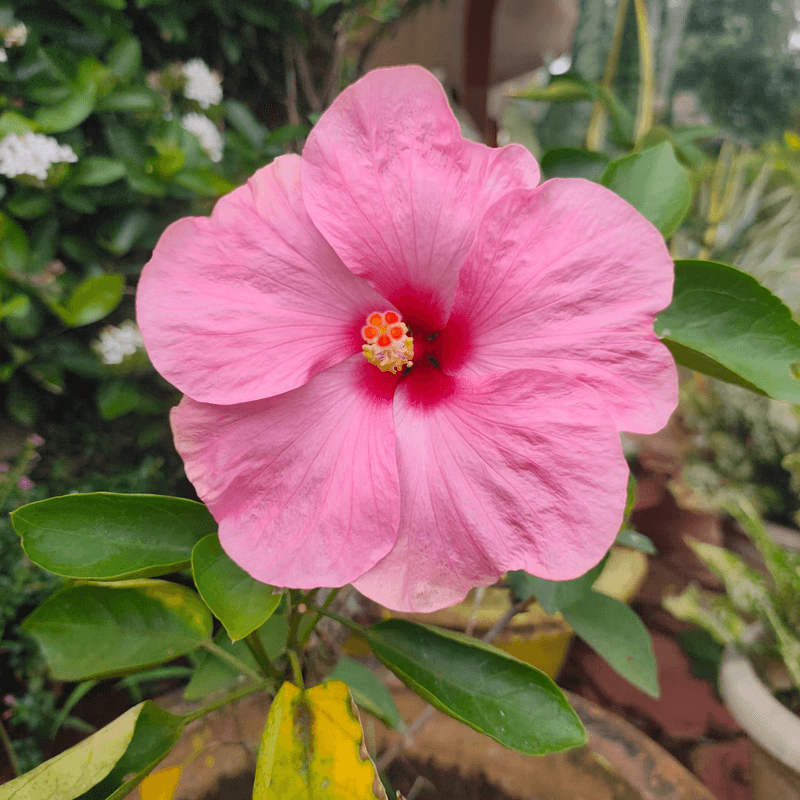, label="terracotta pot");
[719,638,800,800]
[371,686,717,800]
